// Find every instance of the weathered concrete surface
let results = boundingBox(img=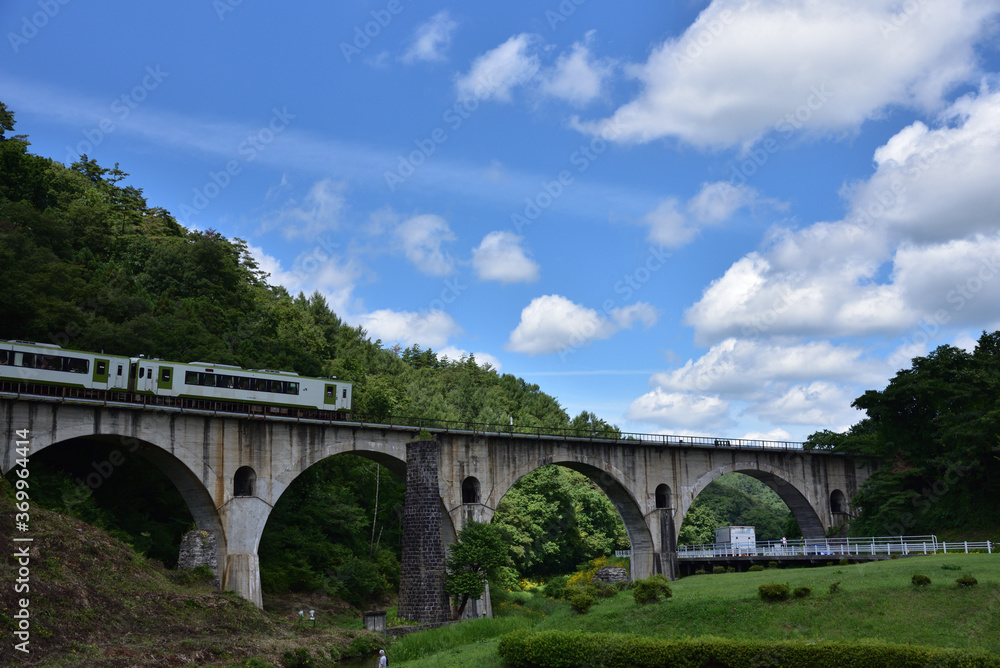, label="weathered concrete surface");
[1,398,874,618]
